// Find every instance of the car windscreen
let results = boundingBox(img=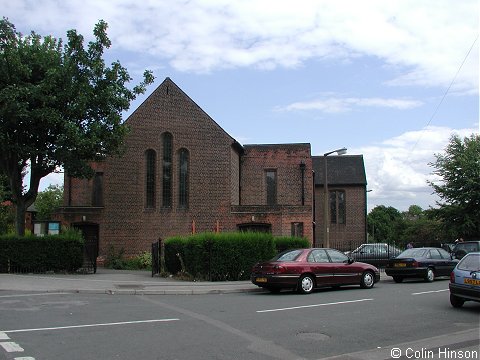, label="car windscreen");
[397,249,427,258]
[457,254,480,272]
[455,243,479,253]
[272,249,303,262]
